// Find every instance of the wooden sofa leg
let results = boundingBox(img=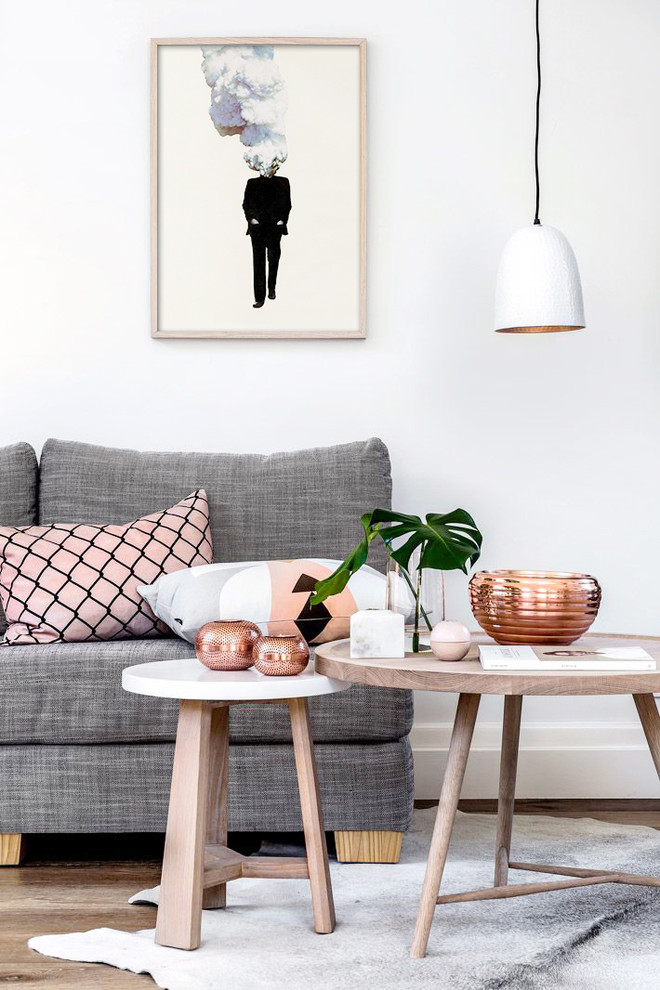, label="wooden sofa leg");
[334,830,402,863]
[0,834,24,866]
